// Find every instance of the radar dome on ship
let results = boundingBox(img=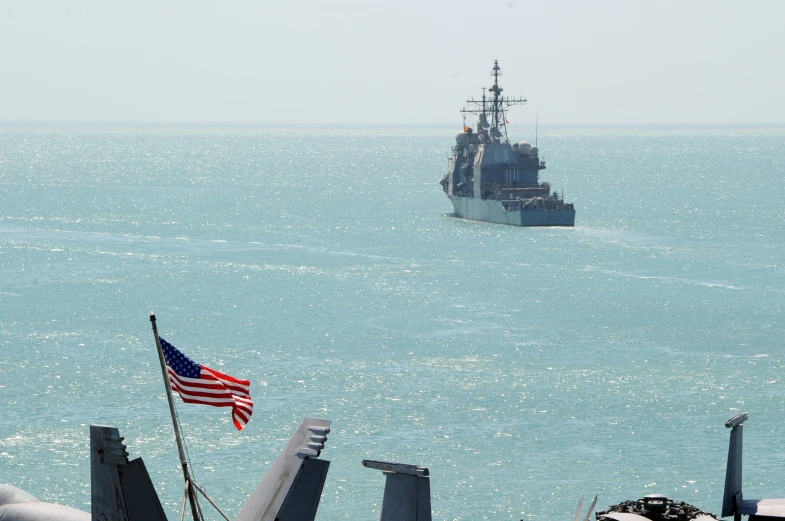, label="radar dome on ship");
[530,146,538,156]
[456,132,468,145]
[518,141,532,156]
